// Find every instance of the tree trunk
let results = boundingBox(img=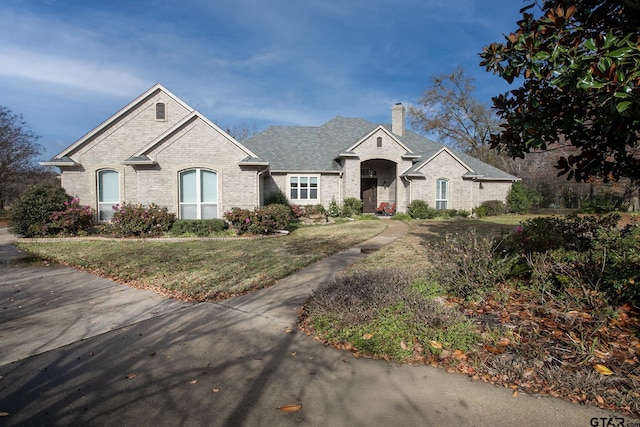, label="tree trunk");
[625,182,640,212]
